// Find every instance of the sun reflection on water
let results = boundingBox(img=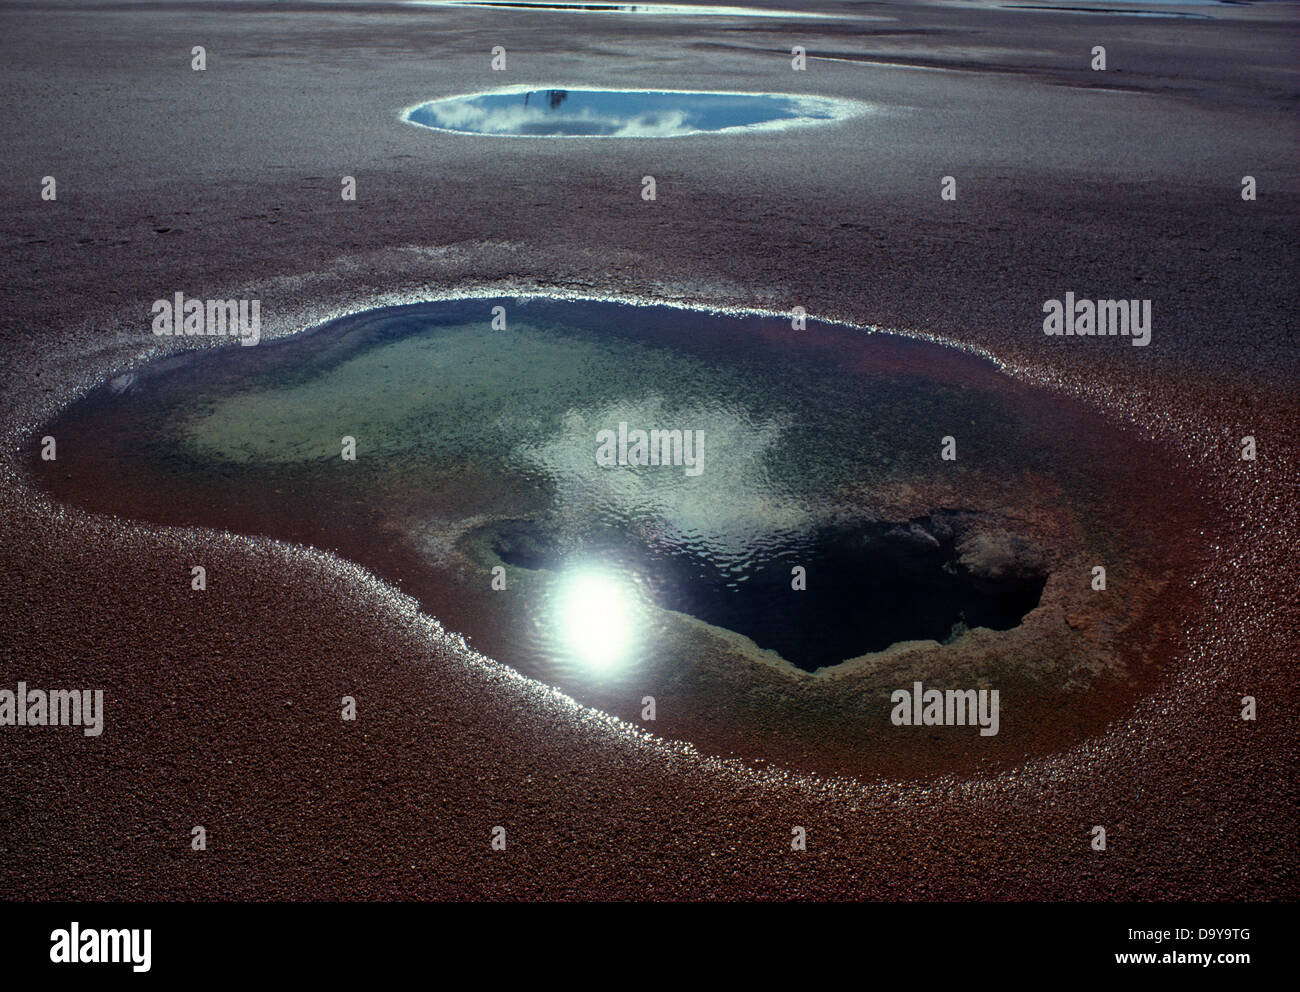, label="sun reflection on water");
[557,568,640,671]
